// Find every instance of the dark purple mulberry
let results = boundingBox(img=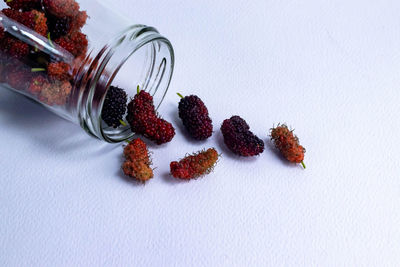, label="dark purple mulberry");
[4,0,42,11]
[101,86,127,128]
[47,15,71,39]
[178,94,213,140]
[221,116,264,157]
